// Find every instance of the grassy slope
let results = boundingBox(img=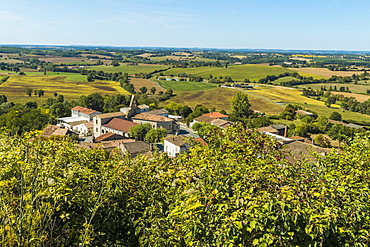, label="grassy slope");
[0,75,129,105]
[299,83,370,94]
[88,63,169,75]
